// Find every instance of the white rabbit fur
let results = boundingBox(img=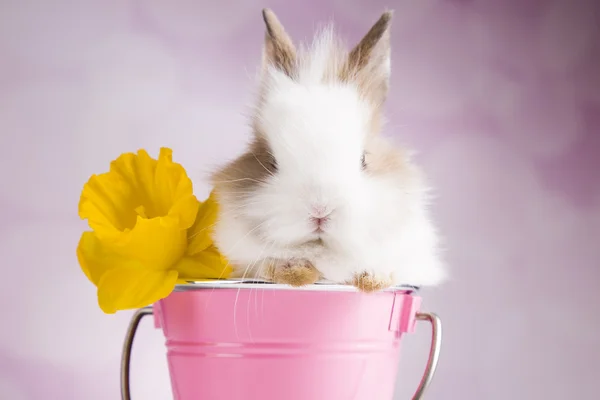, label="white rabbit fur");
[211,9,446,290]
